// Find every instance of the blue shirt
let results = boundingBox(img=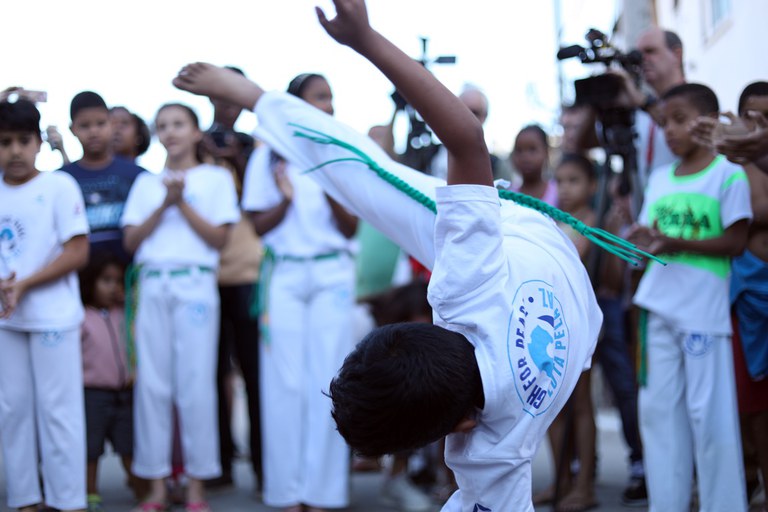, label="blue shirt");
[61,156,145,262]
